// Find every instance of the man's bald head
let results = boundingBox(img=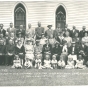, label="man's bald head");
[28,23,31,29]
[20,25,23,29]
[38,22,41,27]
